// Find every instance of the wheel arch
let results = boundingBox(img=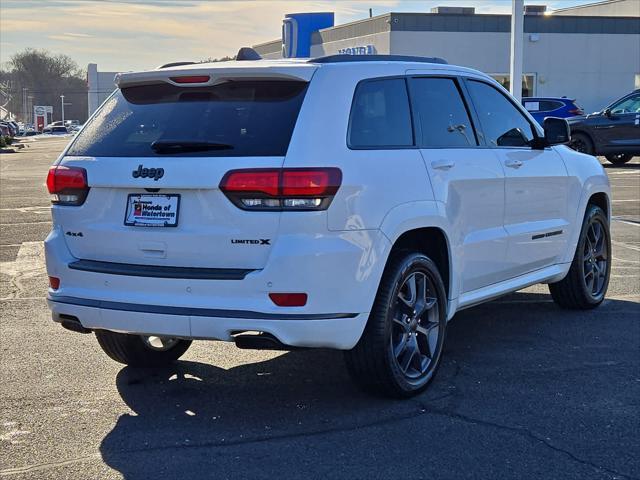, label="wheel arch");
[388,227,452,300]
[379,201,454,300]
[588,191,610,220]
[562,184,611,264]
